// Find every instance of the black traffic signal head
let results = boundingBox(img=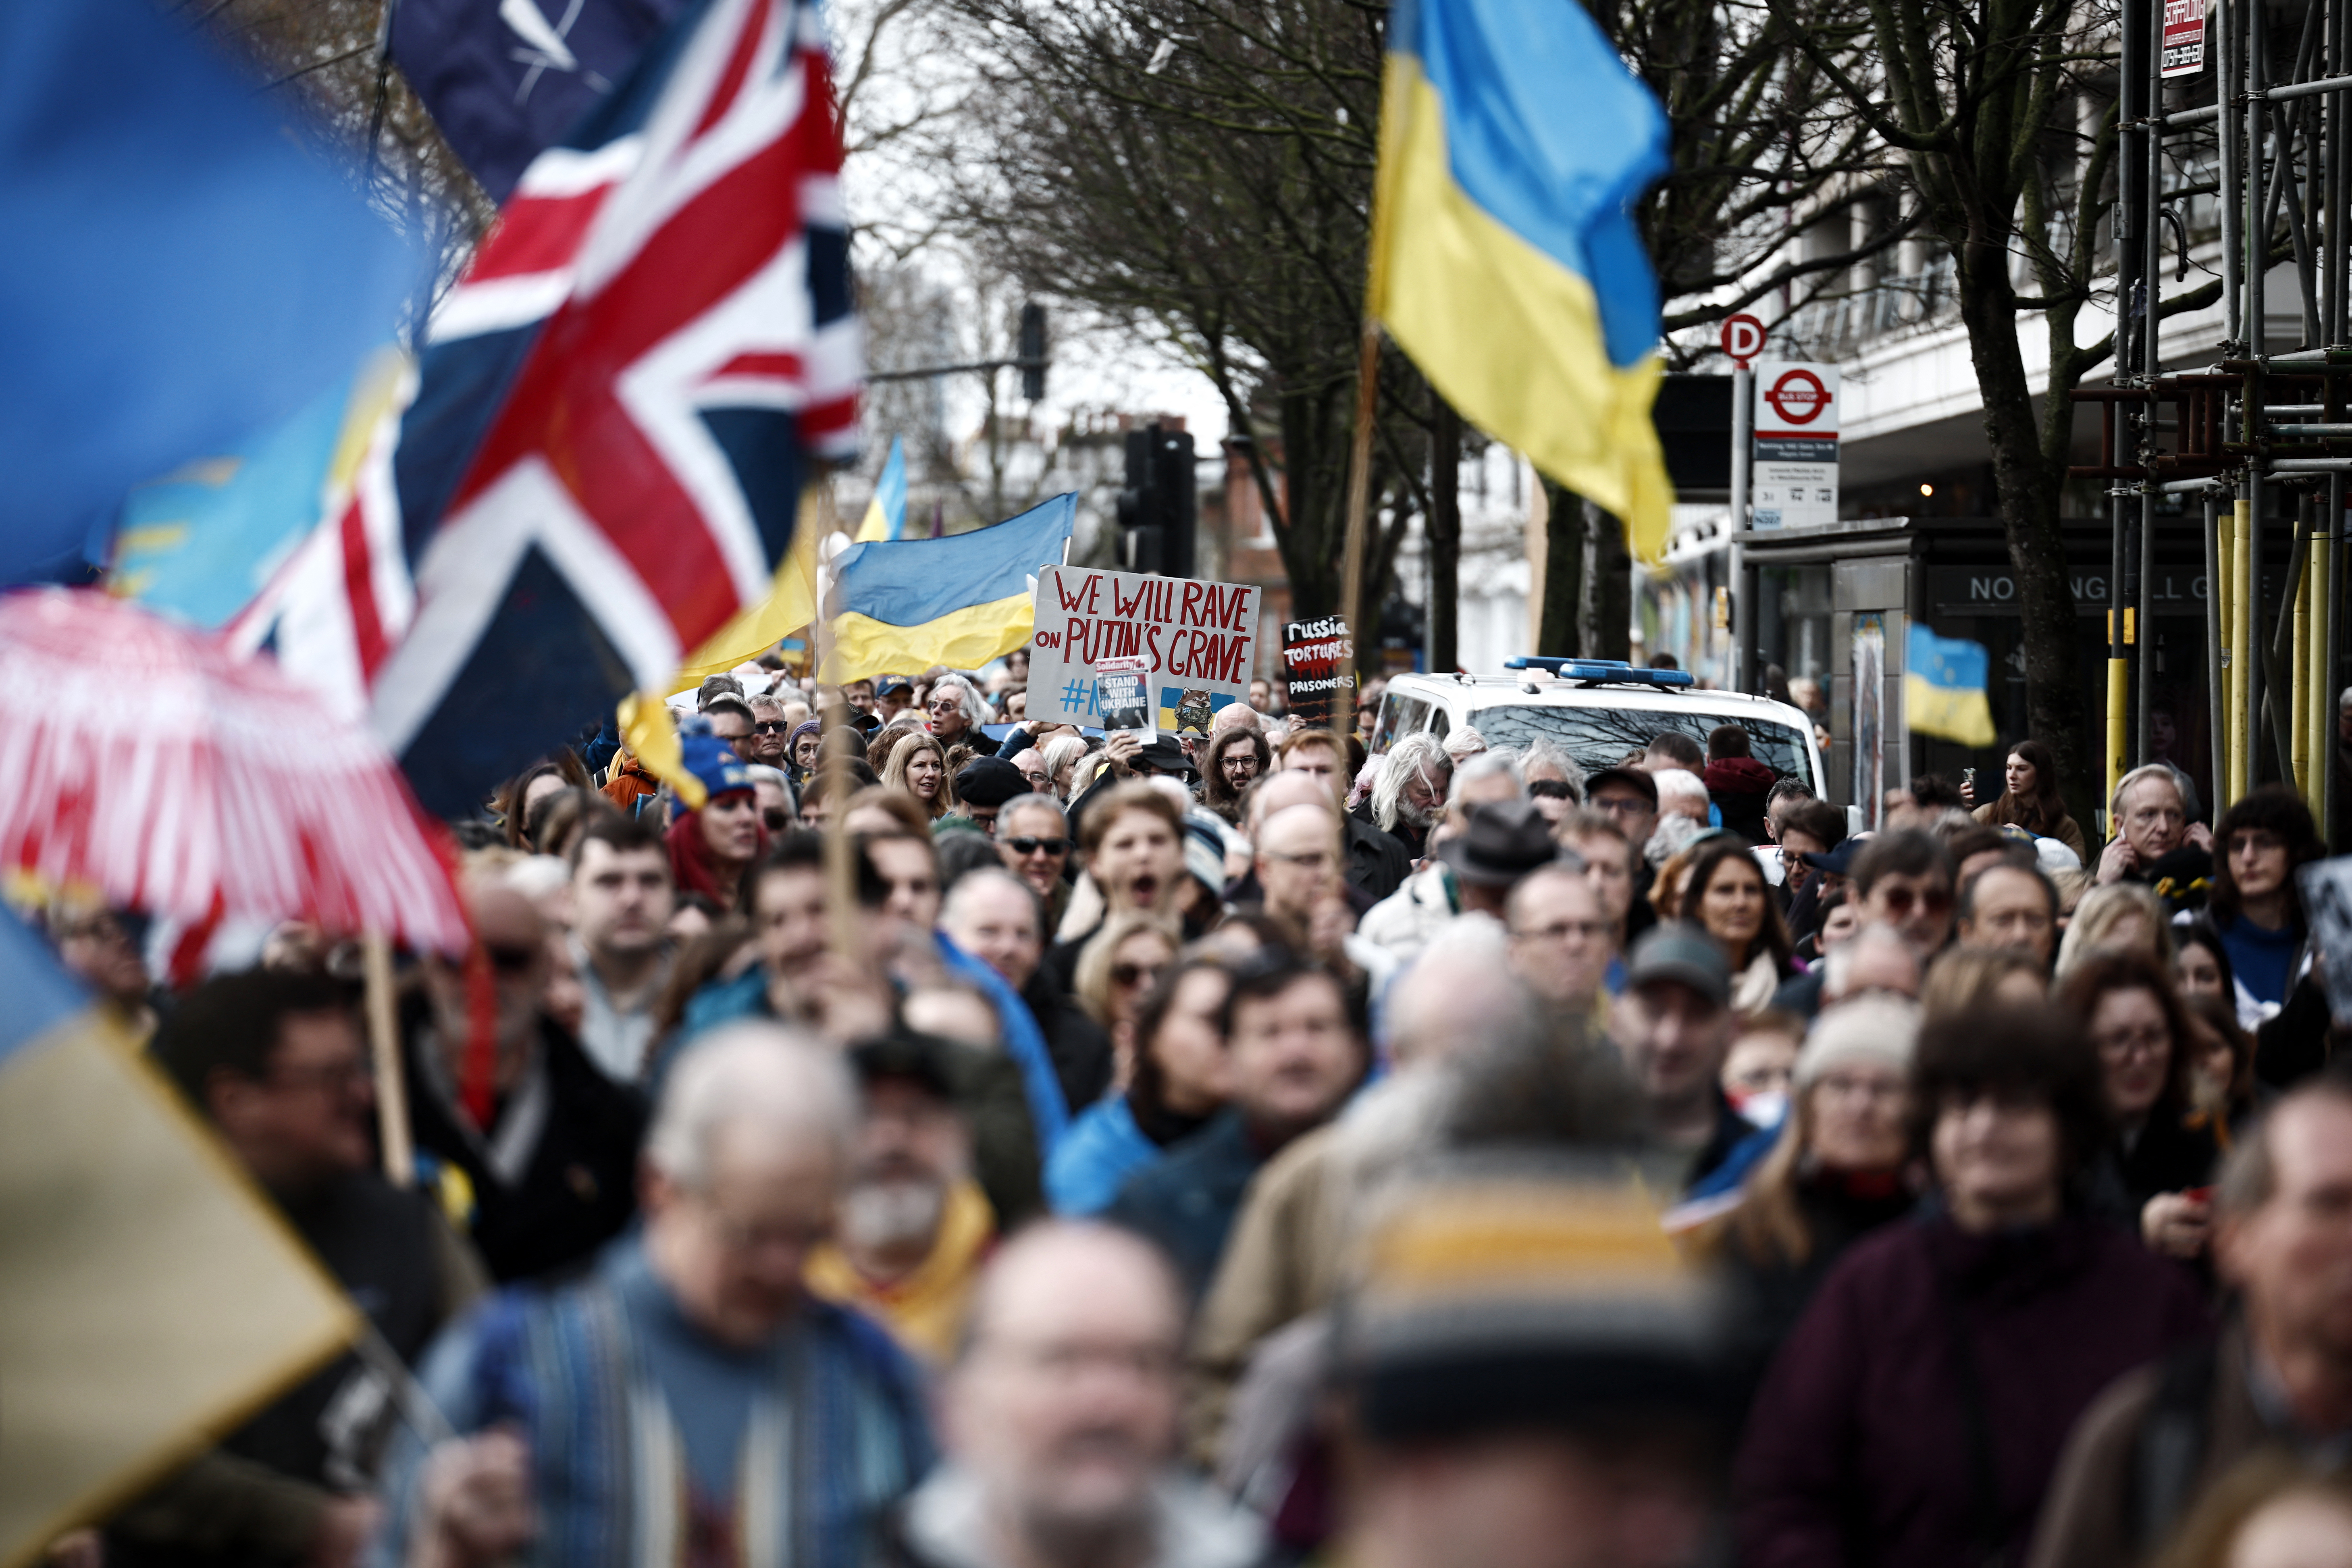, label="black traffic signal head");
[1018,303,1047,402]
